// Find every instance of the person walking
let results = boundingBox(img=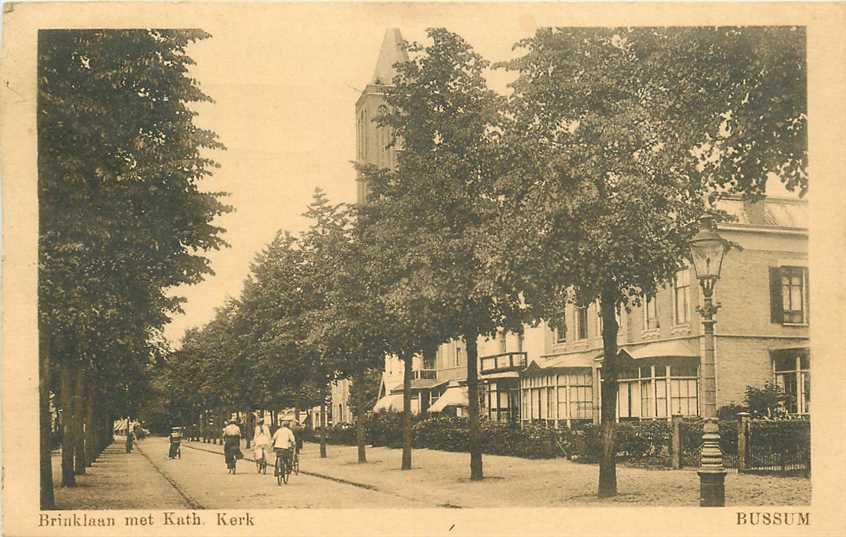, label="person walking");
[222,419,242,474]
[125,426,134,453]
